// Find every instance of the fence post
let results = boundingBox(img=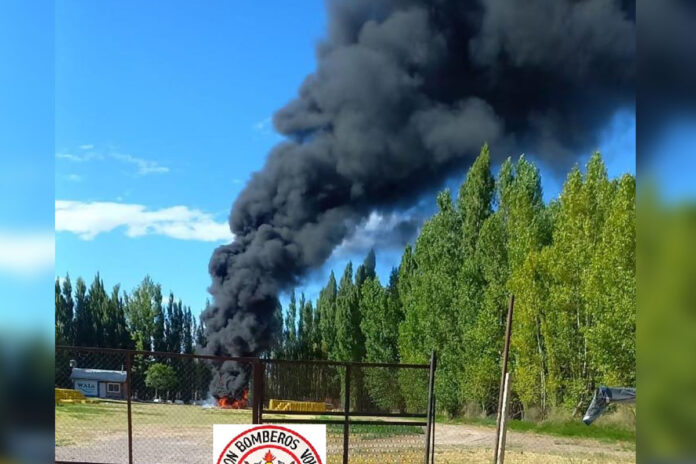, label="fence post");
[125,350,133,464]
[258,361,265,423]
[493,295,515,463]
[495,372,512,464]
[425,351,437,464]
[343,364,351,464]
[252,359,264,424]
[430,389,436,464]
